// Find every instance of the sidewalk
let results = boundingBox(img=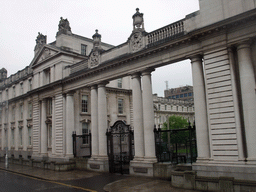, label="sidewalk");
[0,162,201,192]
